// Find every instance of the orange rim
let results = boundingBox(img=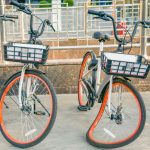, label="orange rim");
[88,82,142,145]
[78,53,92,106]
[1,74,53,145]
[0,102,2,123]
